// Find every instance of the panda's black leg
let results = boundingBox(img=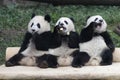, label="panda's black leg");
[5,53,24,67]
[100,49,113,65]
[36,55,49,68]
[36,54,58,68]
[47,54,58,68]
[71,50,90,67]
